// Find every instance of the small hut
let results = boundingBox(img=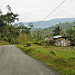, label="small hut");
[53,35,70,46]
